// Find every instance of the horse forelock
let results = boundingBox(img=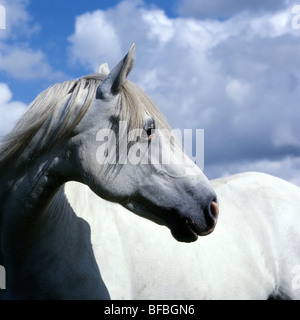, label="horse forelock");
[121,80,171,133]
